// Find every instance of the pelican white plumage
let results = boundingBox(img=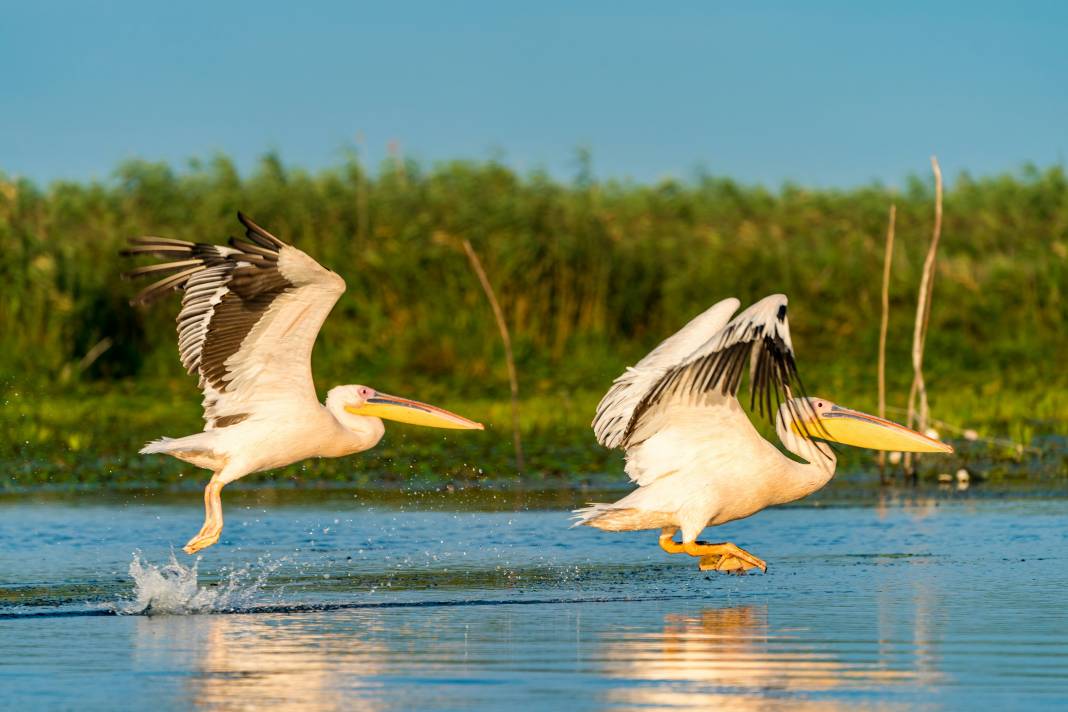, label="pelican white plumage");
[574,295,952,573]
[124,213,483,554]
